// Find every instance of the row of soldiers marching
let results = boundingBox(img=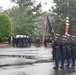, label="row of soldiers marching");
[52,34,76,69]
